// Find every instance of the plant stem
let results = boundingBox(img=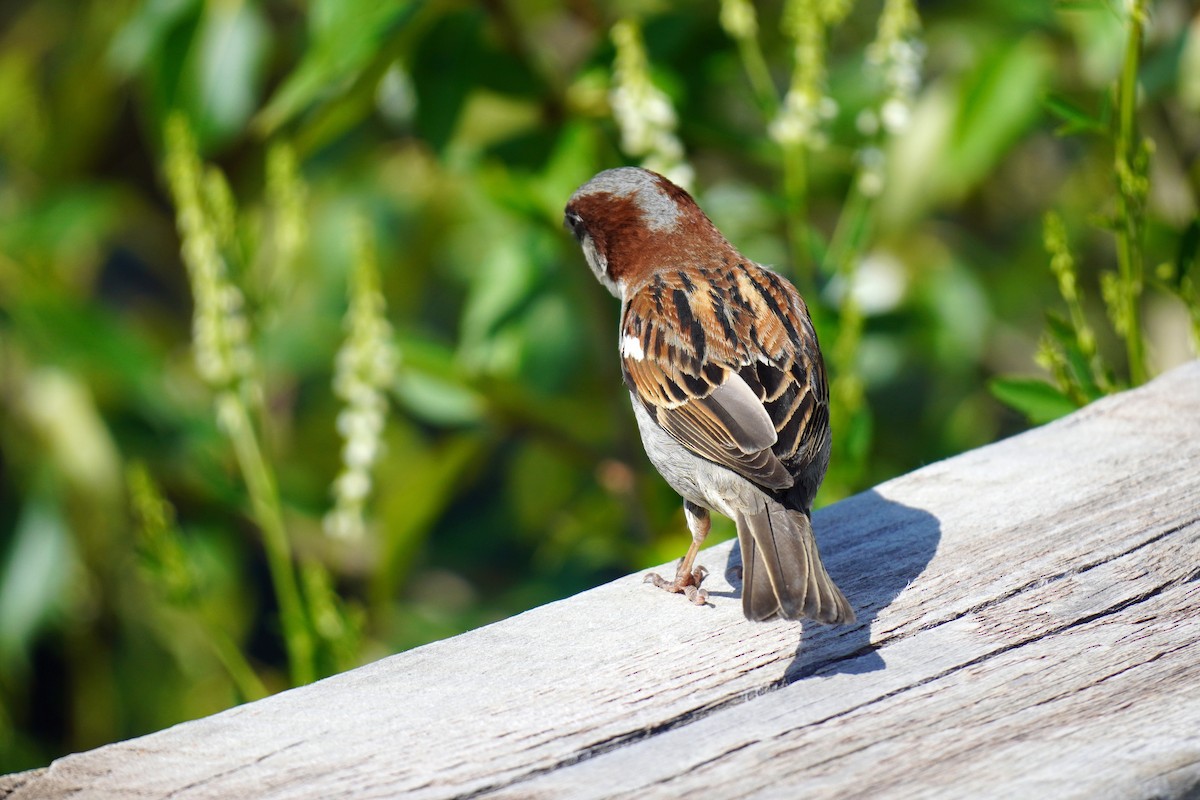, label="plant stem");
[735,37,779,117]
[825,185,873,278]
[825,184,875,491]
[216,391,316,686]
[783,142,813,280]
[207,622,270,701]
[1113,0,1149,385]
